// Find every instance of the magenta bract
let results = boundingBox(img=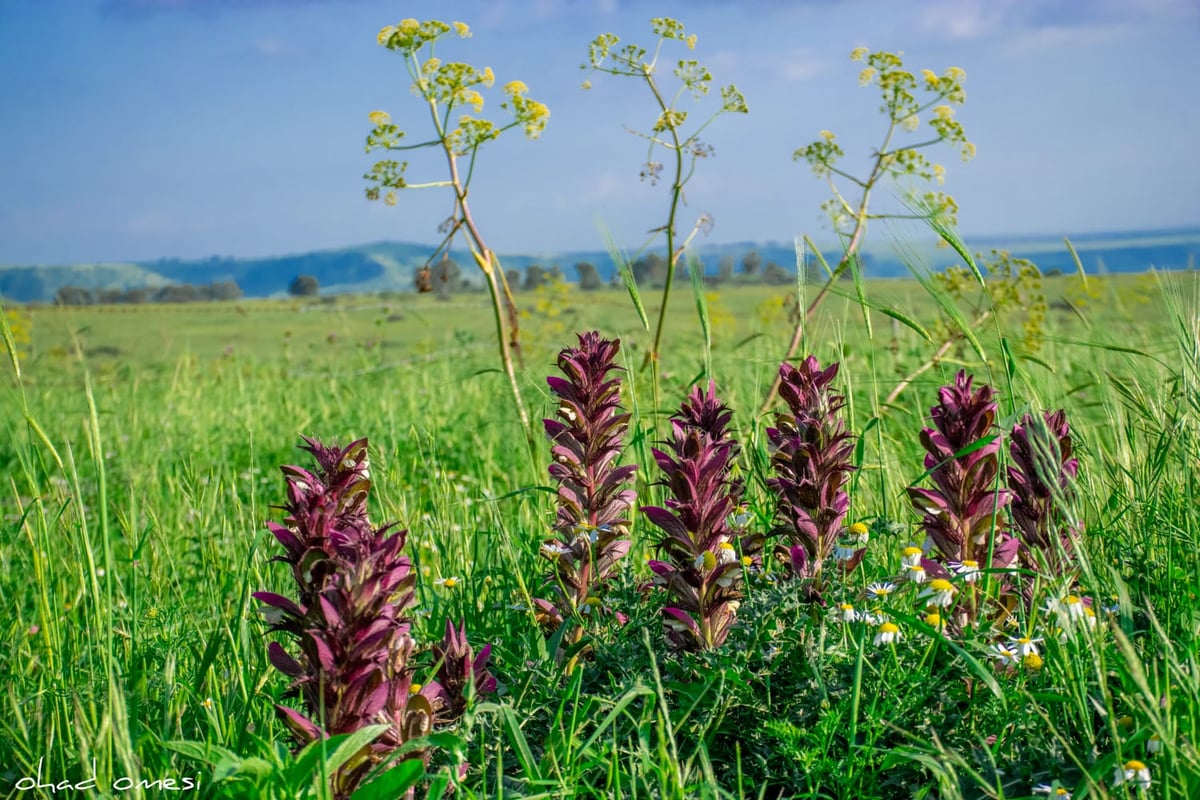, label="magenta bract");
[767,356,858,595]
[537,331,637,633]
[642,381,745,650]
[907,372,1014,568]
